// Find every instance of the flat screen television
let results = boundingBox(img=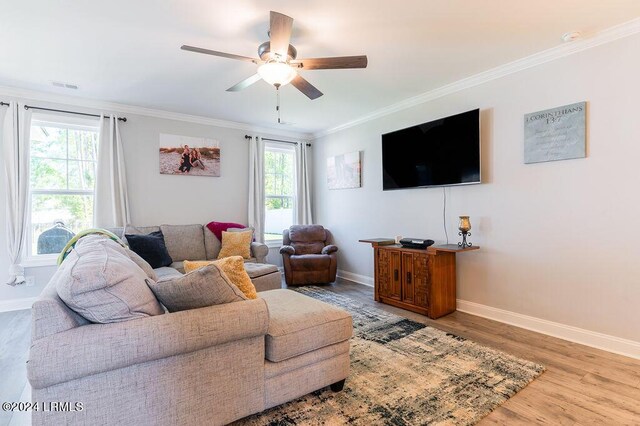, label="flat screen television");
[382,109,481,190]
